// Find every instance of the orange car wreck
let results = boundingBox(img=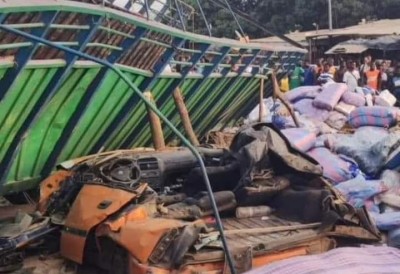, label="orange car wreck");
[1,124,381,273]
